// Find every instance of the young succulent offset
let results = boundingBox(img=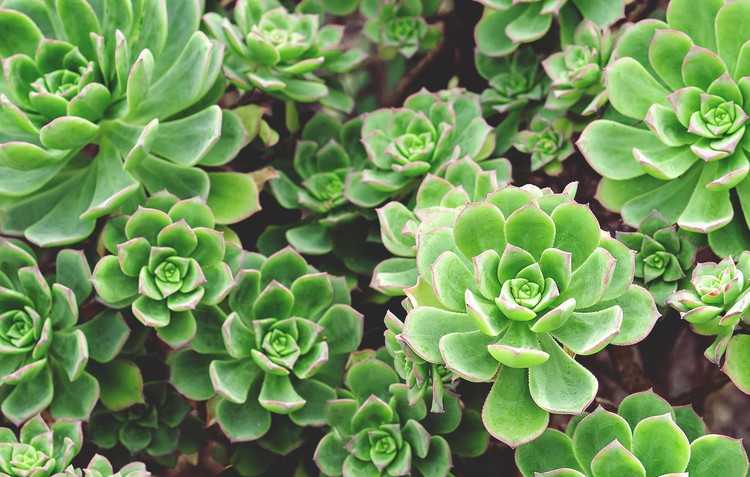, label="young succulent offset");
[474,0,624,57]
[515,390,749,477]
[618,212,697,307]
[399,184,659,446]
[476,49,546,116]
[361,0,442,59]
[578,0,750,256]
[169,248,363,443]
[668,252,750,394]
[91,193,237,347]
[346,89,496,208]
[314,353,488,477]
[0,416,82,477]
[513,115,574,175]
[60,455,150,477]
[0,239,132,424]
[0,0,250,246]
[373,157,512,296]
